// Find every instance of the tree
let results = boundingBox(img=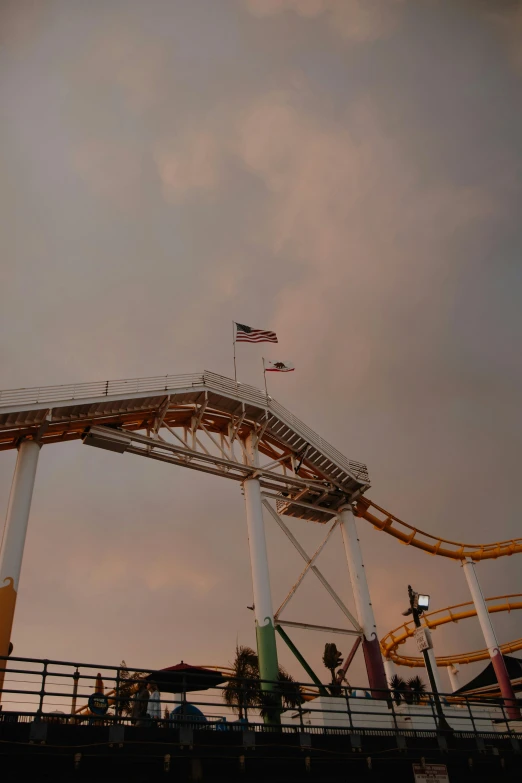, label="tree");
[112,660,149,717]
[223,646,261,720]
[390,674,410,706]
[322,643,343,694]
[407,675,427,704]
[223,645,302,720]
